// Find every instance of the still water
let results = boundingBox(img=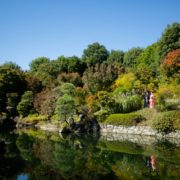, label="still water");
[0,128,180,180]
